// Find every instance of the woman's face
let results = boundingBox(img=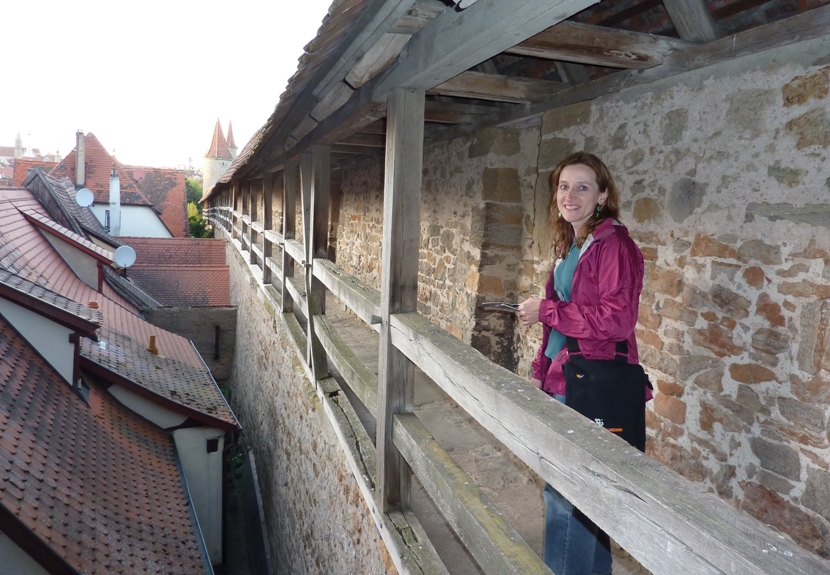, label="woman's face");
[556,163,608,234]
